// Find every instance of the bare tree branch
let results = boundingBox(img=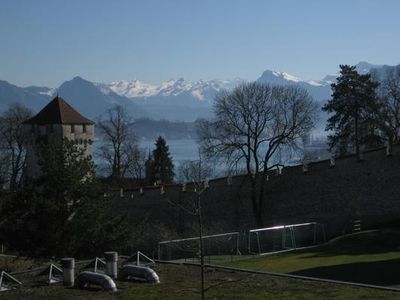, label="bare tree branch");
[96,105,143,180]
[0,103,33,190]
[198,82,317,226]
